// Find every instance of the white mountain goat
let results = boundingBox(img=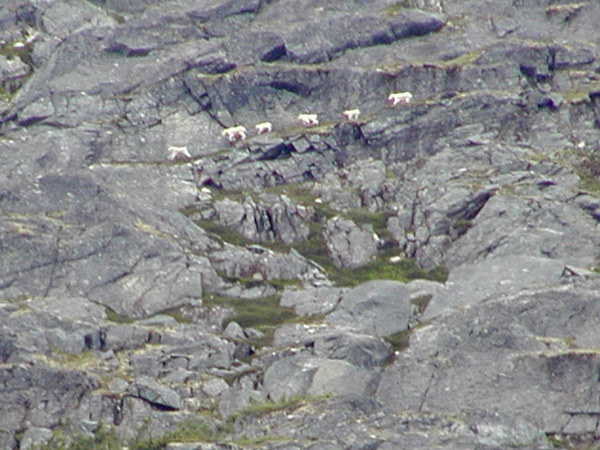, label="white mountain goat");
[222,126,247,143]
[388,92,413,106]
[255,122,273,135]
[297,114,319,127]
[167,145,191,161]
[343,109,360,121]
